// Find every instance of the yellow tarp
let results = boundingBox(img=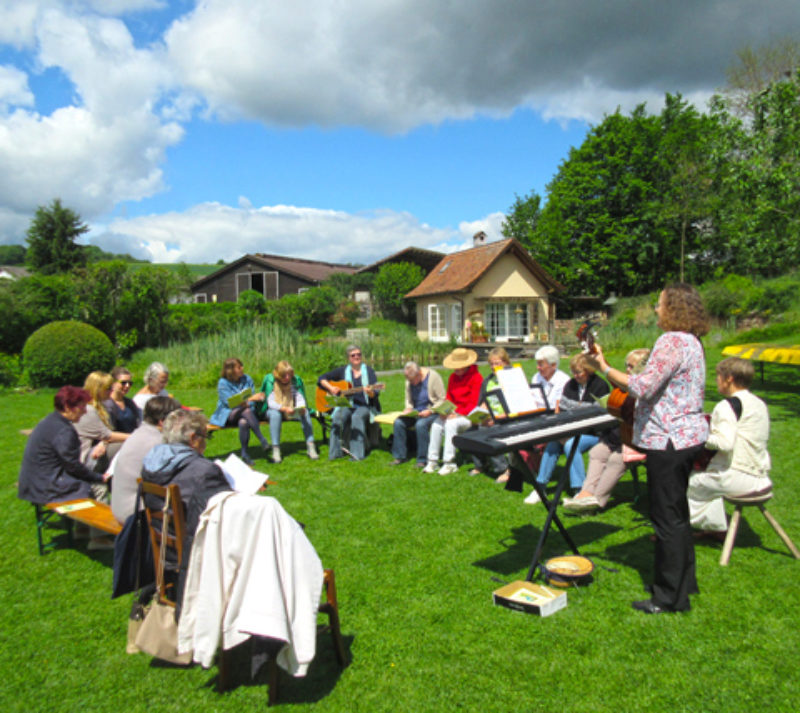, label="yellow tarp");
[721,344,800,365]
